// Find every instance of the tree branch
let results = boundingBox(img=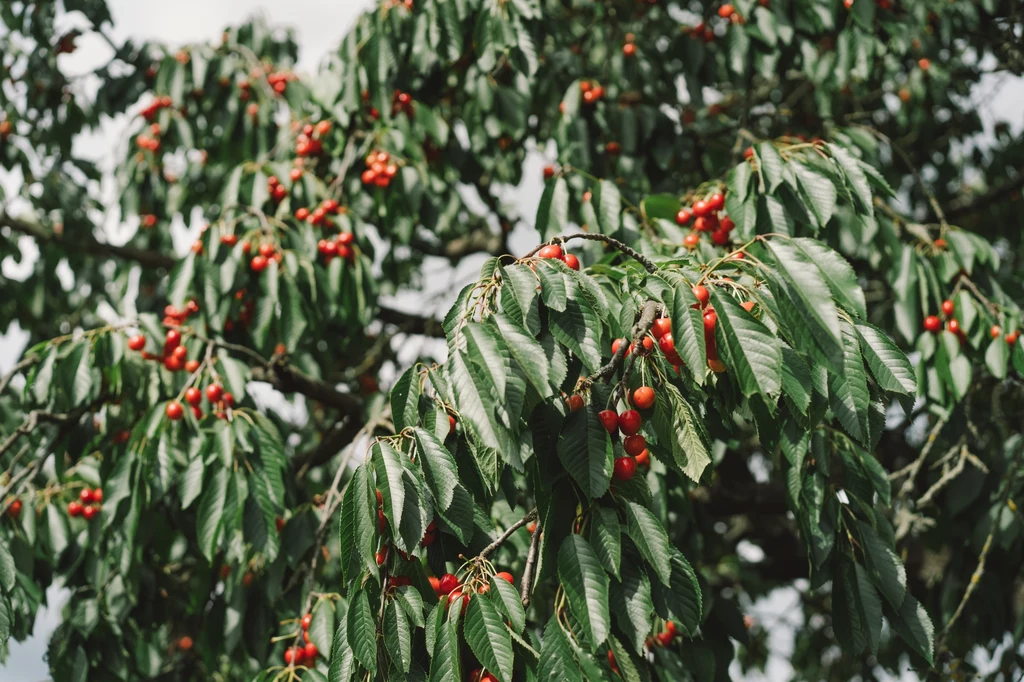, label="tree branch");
[520,522,542,608]
[0,356,38,397]
[944,173,1024,222]
[250,358,363,416]
[479,508,538,560]
[411,225,507,263]
[376,305,444,337]
[524,233,660,274]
